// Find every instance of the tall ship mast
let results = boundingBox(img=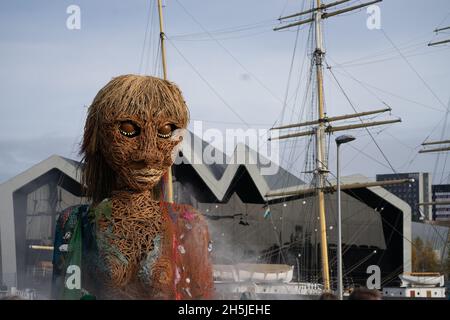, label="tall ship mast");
[268,0,412,292]
[156,0,174,203]
[418,25,450,213]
